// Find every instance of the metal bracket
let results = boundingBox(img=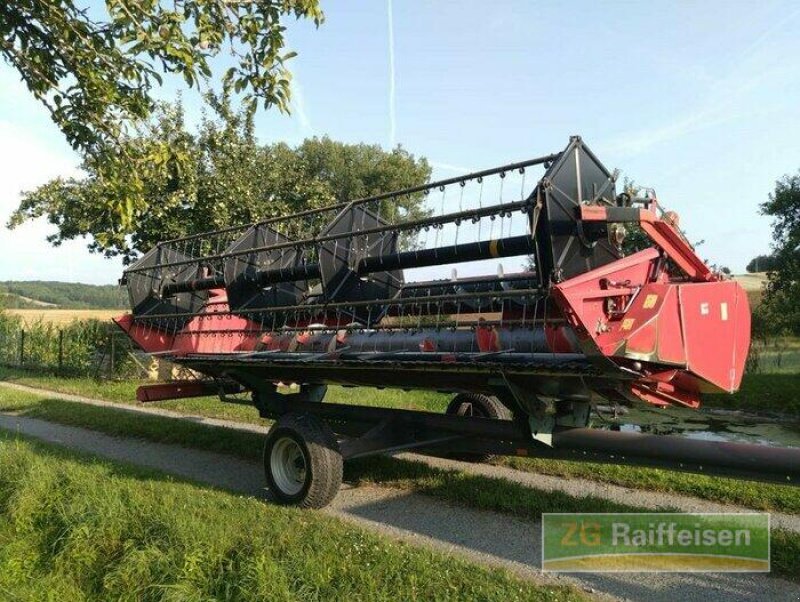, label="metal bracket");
[555,400,591,428]
[253,384,327,418]
[222,369,327,418]
[528,414,555,447]
[528,400,592,447]
[338,418,462,460]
